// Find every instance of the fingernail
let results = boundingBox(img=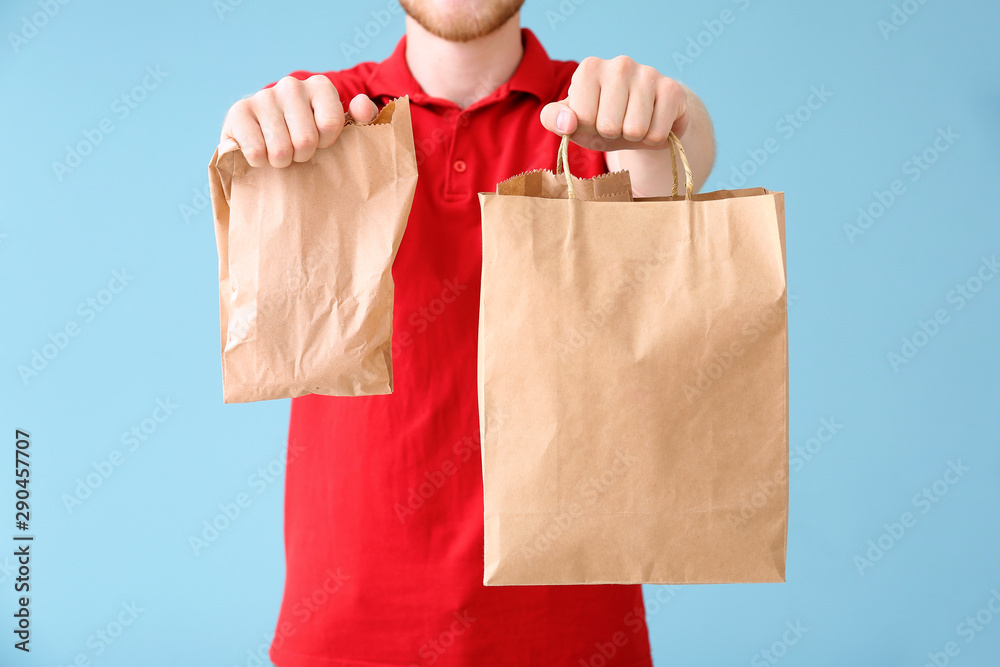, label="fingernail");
[556,110,570,134]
